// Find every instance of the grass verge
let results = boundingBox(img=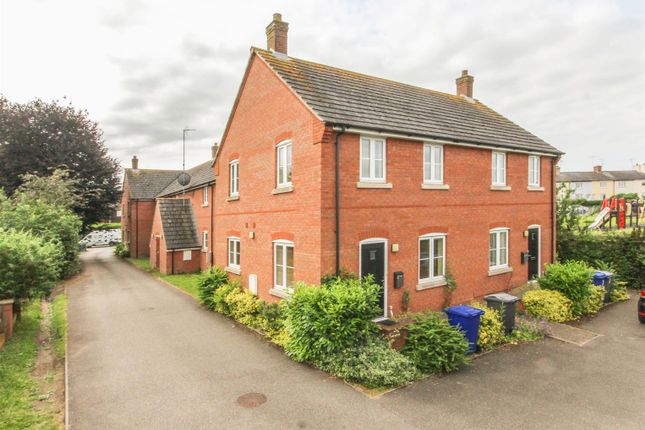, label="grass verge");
[0,300,59,430]
[125,257,201,299]
[50,295,67,359]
